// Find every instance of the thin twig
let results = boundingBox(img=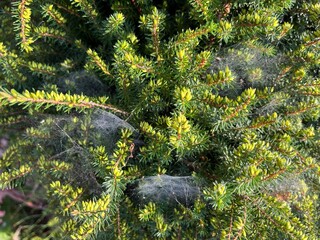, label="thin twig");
[227,205,234,240]
[117,207,121,239]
